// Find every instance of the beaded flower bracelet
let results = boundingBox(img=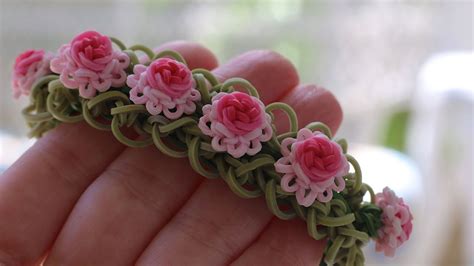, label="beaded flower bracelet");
[12,30,413,265]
